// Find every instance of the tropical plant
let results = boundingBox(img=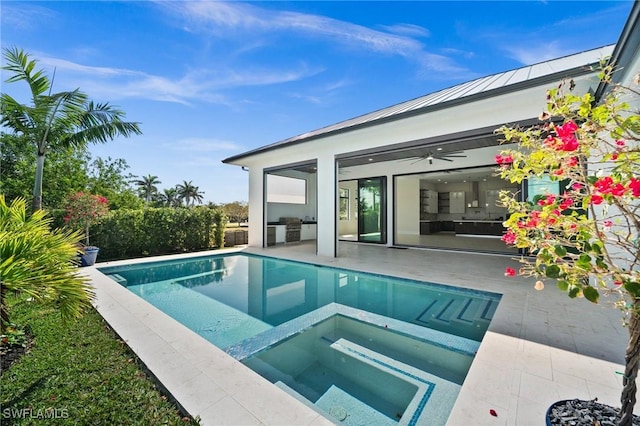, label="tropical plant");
[87,156,142,209]
[0,196,94,331]
[0,47,142,211]
[177,180,204,206]
[62,191,109,246]
[1,132,90,208]
[496,65,640,425]
[160,187,180,207]
[135,174,161,203]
